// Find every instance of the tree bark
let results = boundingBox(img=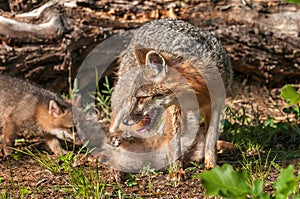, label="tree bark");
[183,0,300,85]
[0,0,299,92]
